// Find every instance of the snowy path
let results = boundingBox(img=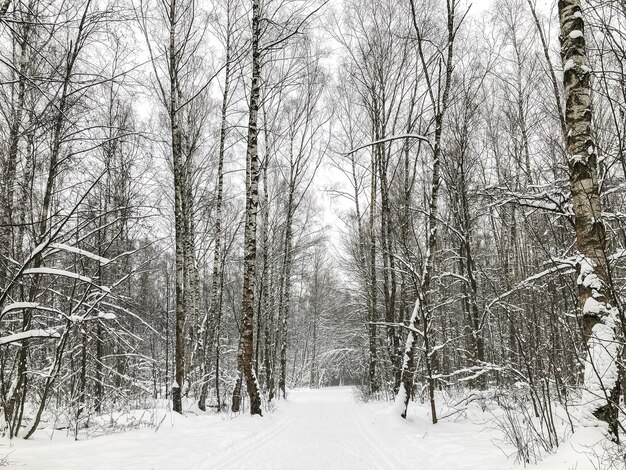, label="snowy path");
[208,388,403,470]
[2,387,517,470]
